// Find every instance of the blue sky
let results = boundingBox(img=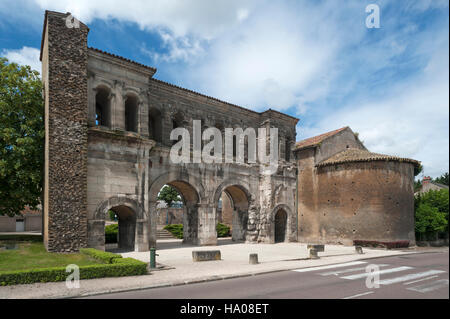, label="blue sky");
[0,0,448,177]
